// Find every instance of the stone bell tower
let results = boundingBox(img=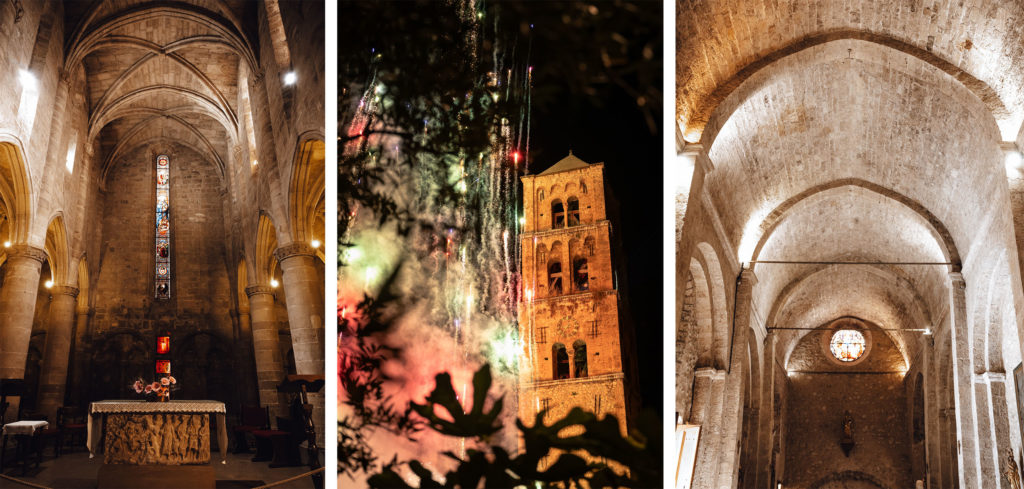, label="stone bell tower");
[518,152,636,438]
